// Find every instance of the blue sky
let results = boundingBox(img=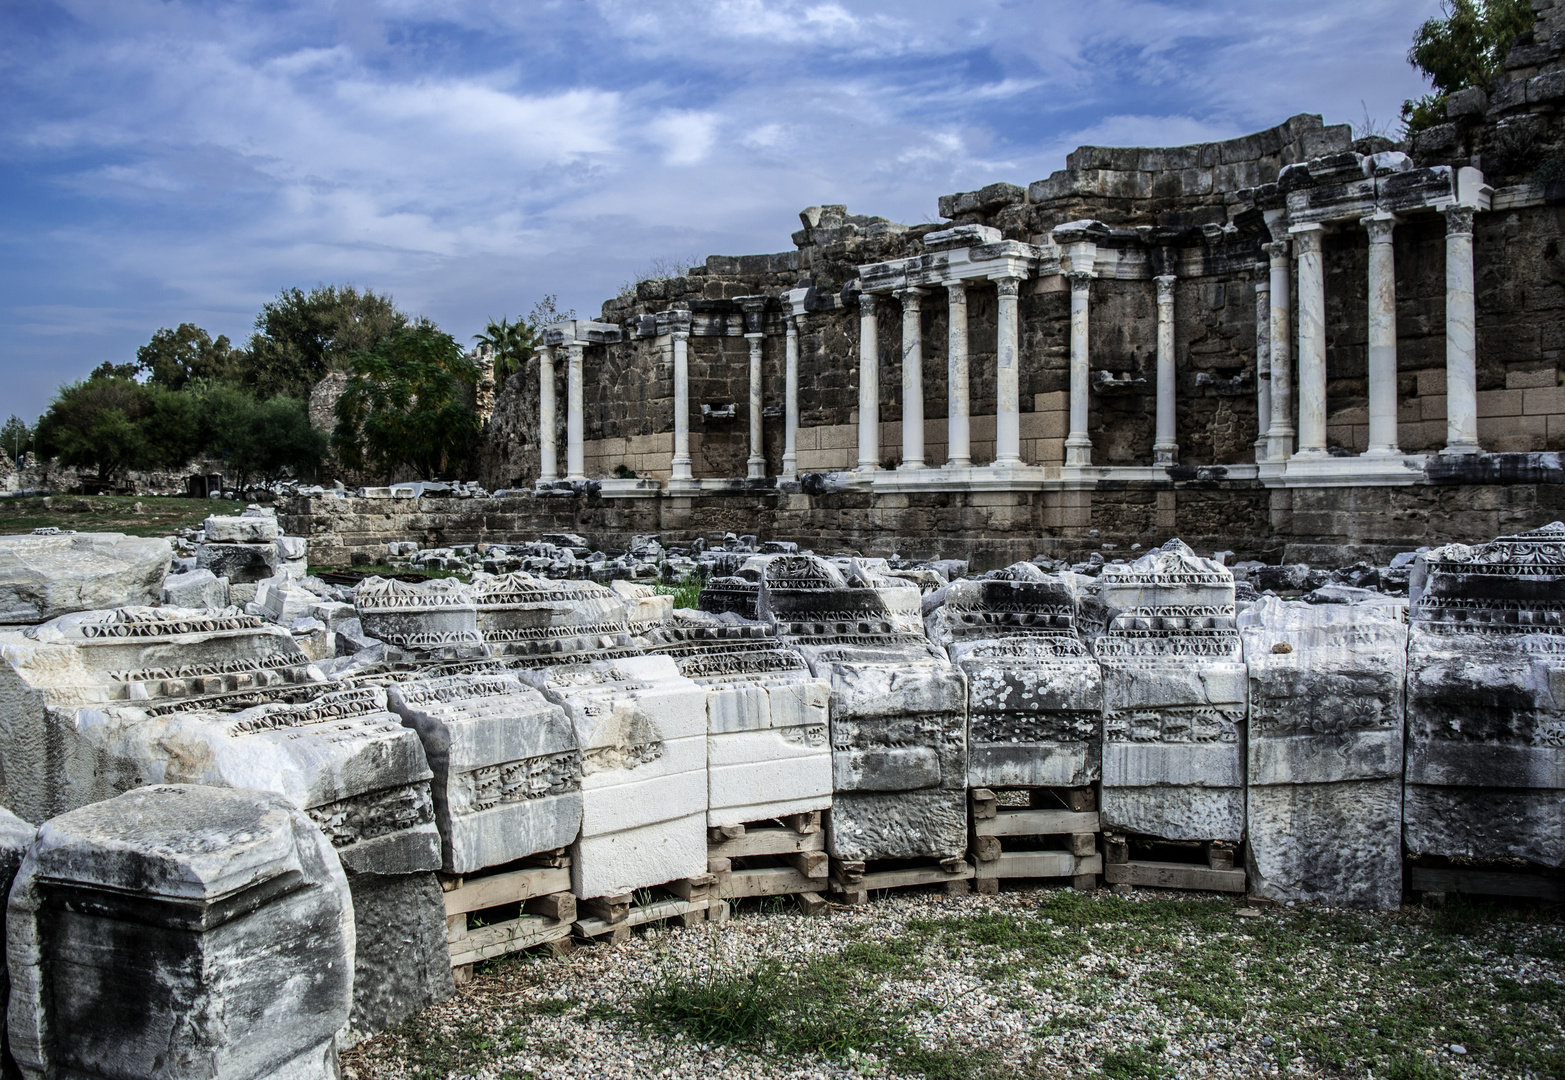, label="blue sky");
[0,0,1442,421]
